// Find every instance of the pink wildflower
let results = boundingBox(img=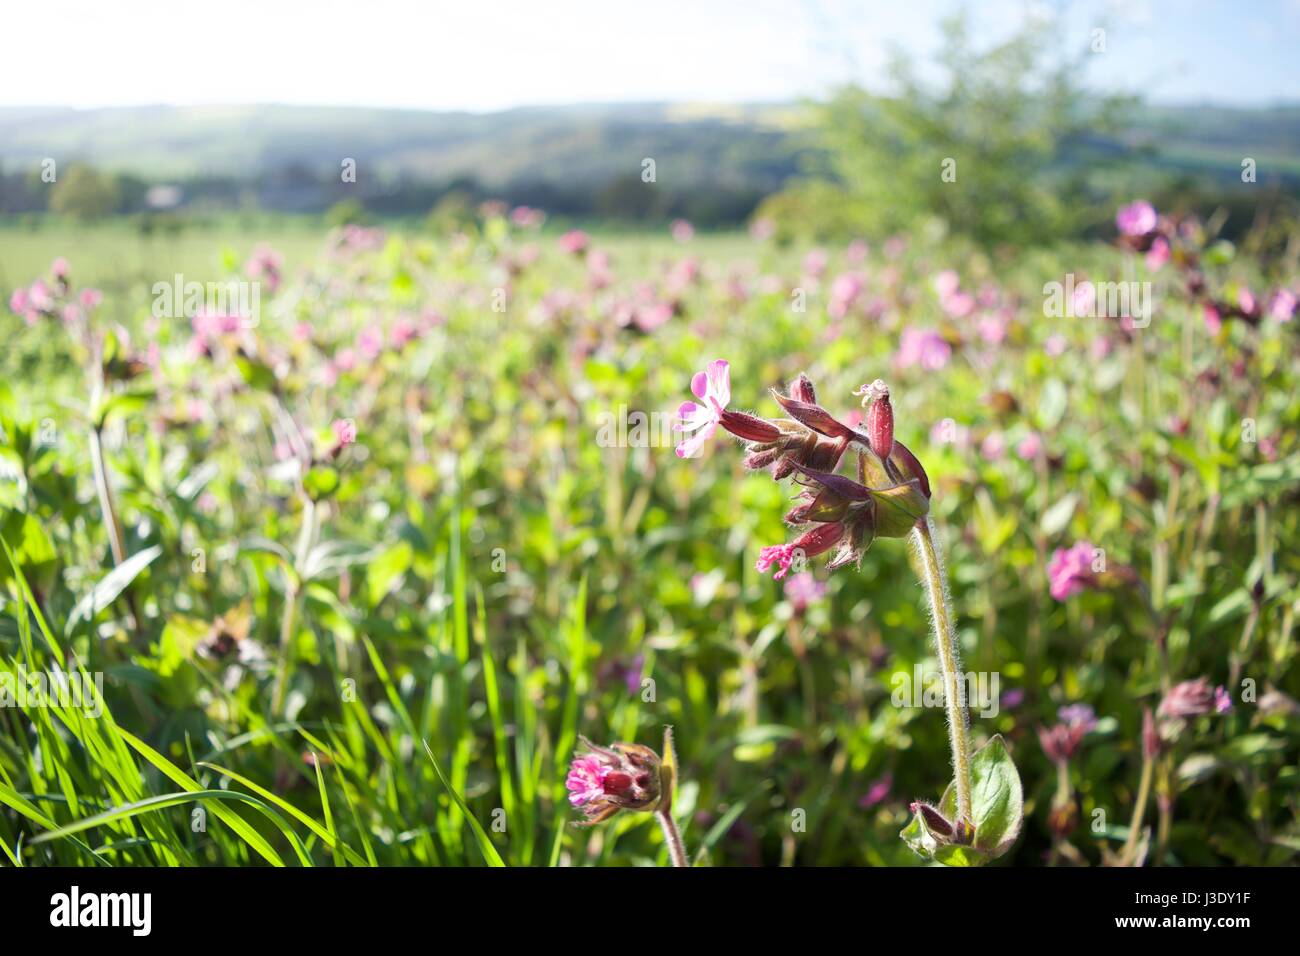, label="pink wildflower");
[244,244,283,293]
[1145,237,1170,271]
[1048,540,1099,601]
[674,359,731,458]
[565,738,663,824]
[757,522,847,580]
[940,290,975,319]
[332,419,357,446]
[859,772,893,809]
[828,273,863,319]
[980,432,1006,461]
[1159,678,1230,720]
[803,249,828,278]
[334,348,357,372]
[558,230,589,255]
[1016,432,1044,460]
[1203,303,1222,334]
[565,755,607,806]
[28,280,53,312]
[933,270,961,298]
[783,572,826,612]
[1267,288,1295,323]
[977,313,1007,345]
[1116,200,1157,237]
[1038,704,1096,765]
[896,328,951,371]
[357,324,384,360]
[9,287,29,315]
